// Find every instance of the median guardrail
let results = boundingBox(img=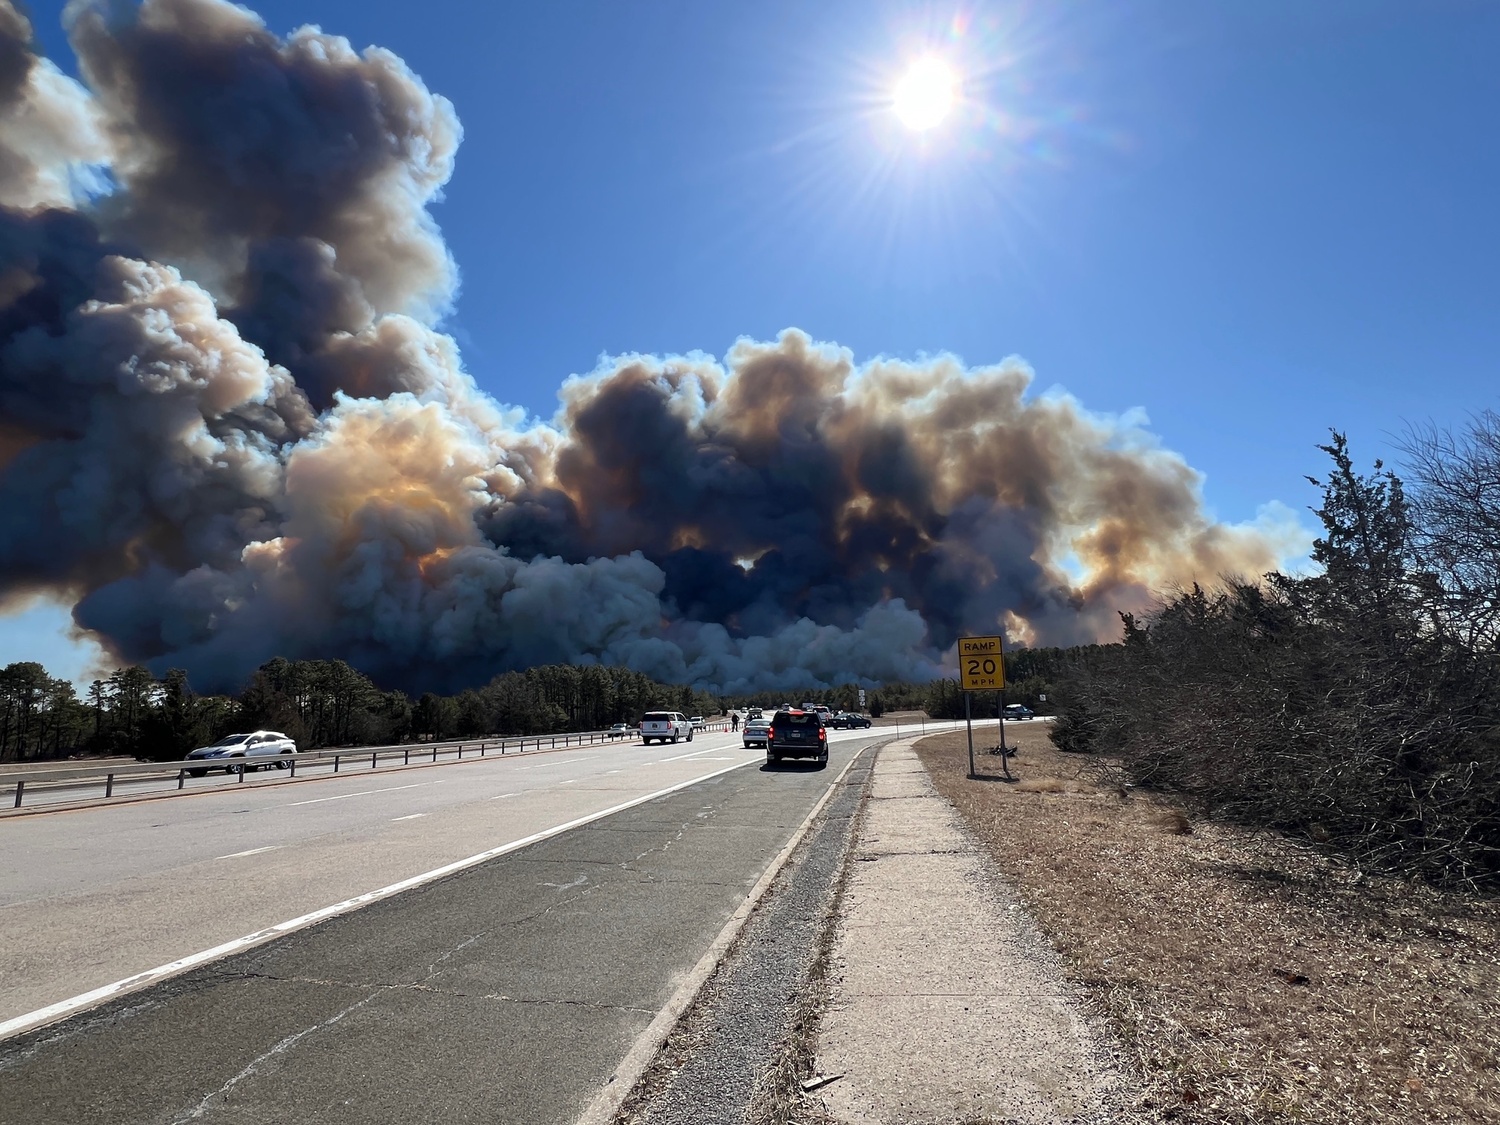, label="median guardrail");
[4,719,732,811]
